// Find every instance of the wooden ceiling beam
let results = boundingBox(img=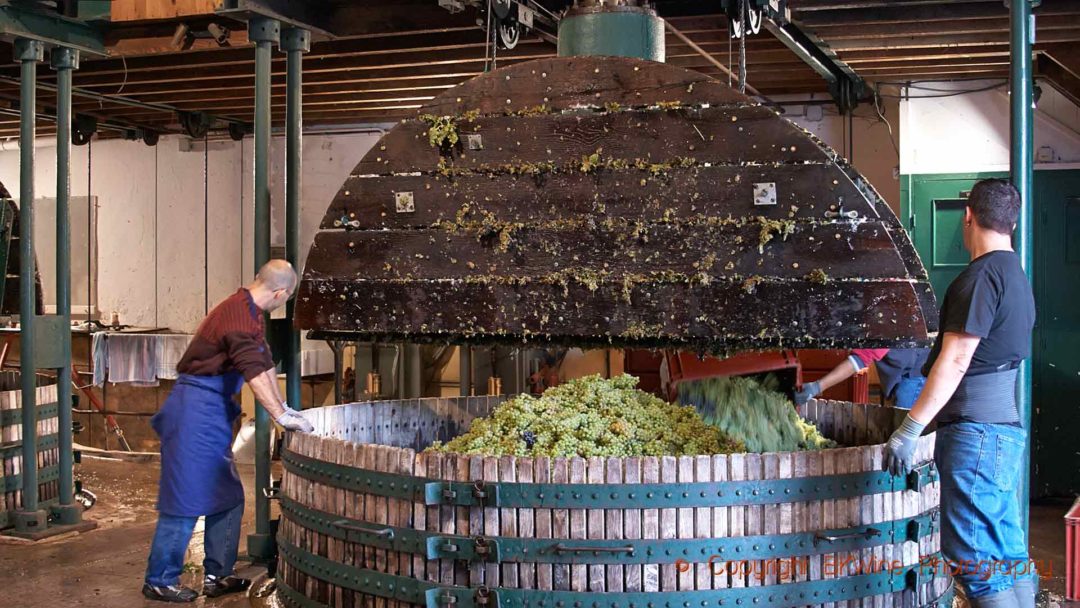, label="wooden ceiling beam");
[793,0,1080,26]
[810,15,1080,40]
[829,30,1080,52]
